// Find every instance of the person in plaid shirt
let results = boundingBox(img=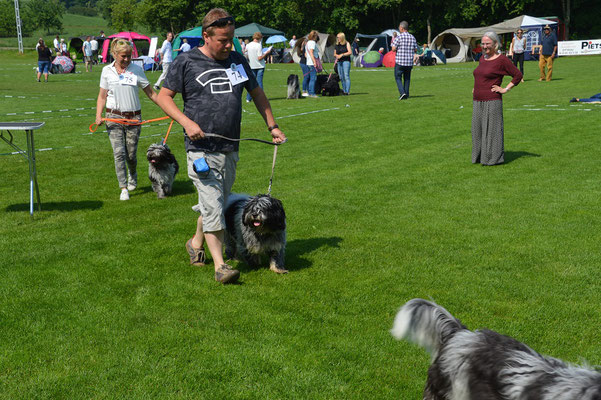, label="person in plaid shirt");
[391,21,419,100]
